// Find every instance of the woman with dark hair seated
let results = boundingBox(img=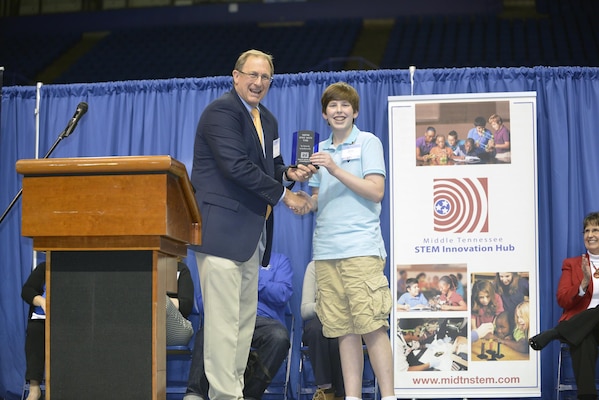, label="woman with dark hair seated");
[529,212,599,400]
